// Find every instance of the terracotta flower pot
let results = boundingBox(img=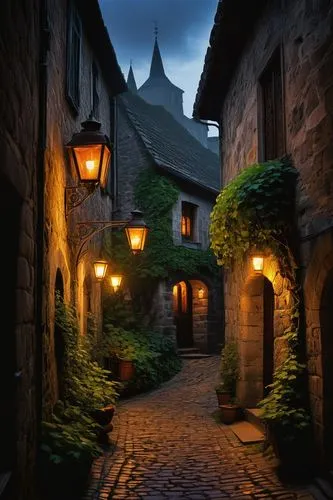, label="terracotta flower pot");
[219,404,240,425]
[216,390,231,406]
[118,359,135,381]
